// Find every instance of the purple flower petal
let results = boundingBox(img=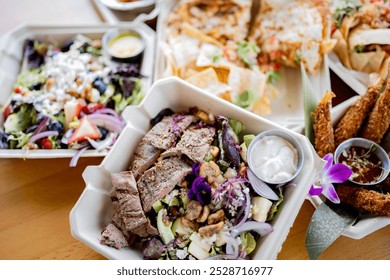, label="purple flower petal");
[192,176,206,187]
[322,183,340,204]
[309,185,323,196]
[323,153,333,172]
[325,163,352,183]
[192,162,201,176]
[187,188,195,200]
